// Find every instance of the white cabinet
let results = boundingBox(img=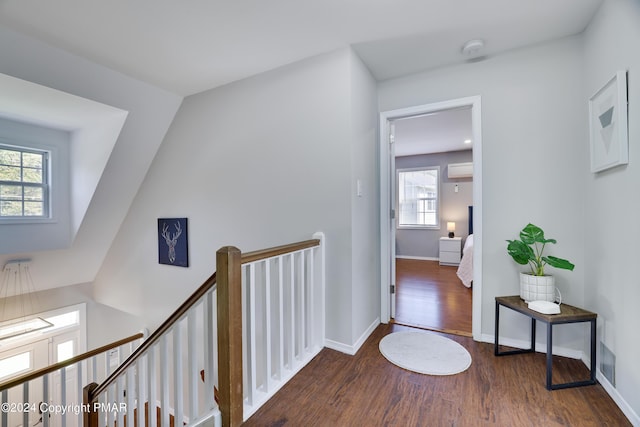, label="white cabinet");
[439,237,462,266]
